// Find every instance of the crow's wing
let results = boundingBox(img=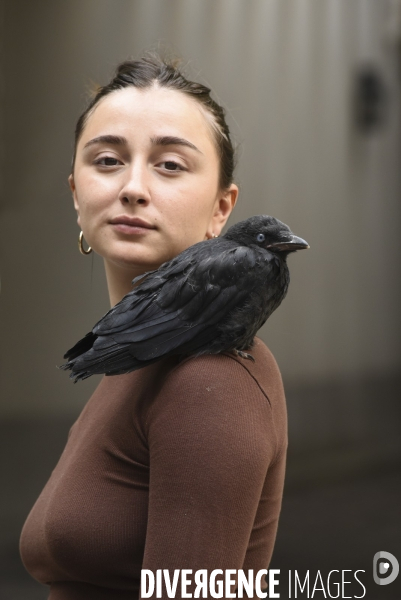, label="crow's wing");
[90,241,266,361]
